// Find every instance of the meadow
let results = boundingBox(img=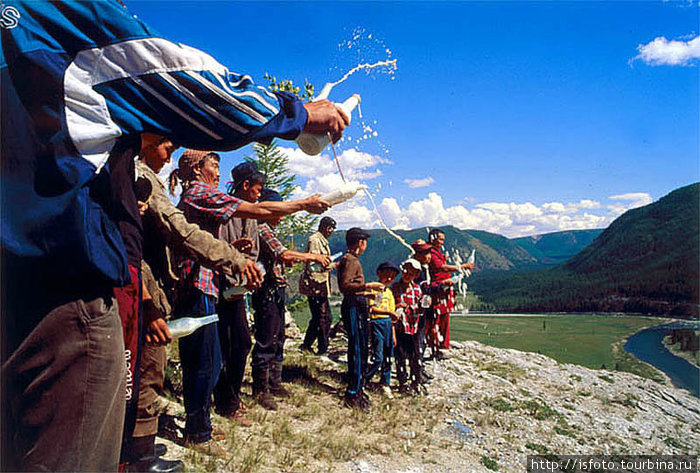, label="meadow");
[292,305,665,377]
